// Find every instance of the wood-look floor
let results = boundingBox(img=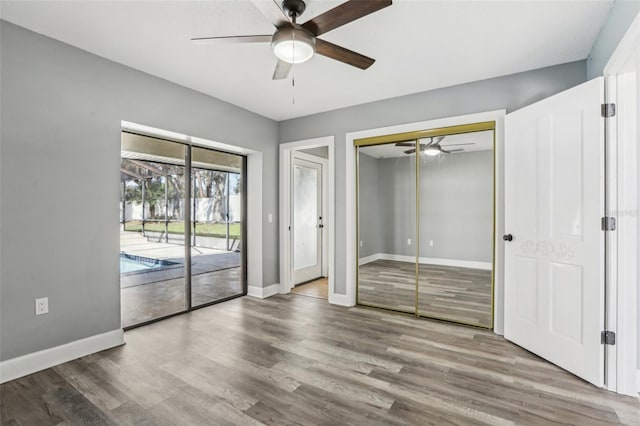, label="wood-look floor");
[359,259,493,327]
[2,295,638,425]
[291,277,328,299]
